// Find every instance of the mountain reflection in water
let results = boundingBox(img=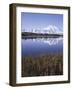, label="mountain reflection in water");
[22,37,63,56]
